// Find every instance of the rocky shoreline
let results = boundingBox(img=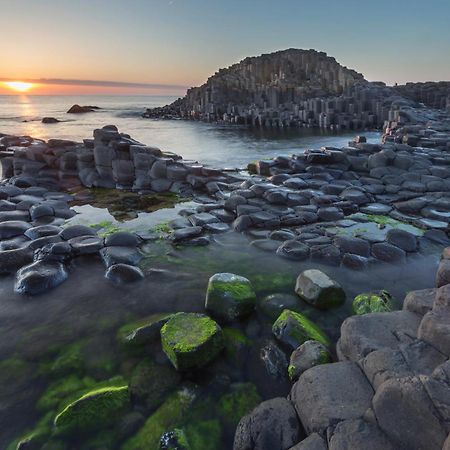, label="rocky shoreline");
[0,99,449,449]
